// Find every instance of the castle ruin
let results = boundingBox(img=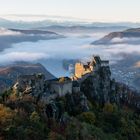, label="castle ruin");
[74,56,109,79]
[13,56,109,100]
